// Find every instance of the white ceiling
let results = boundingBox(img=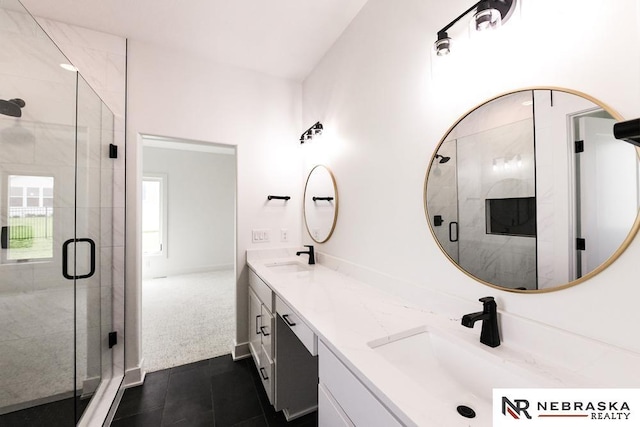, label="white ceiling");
[20,0,369,82]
